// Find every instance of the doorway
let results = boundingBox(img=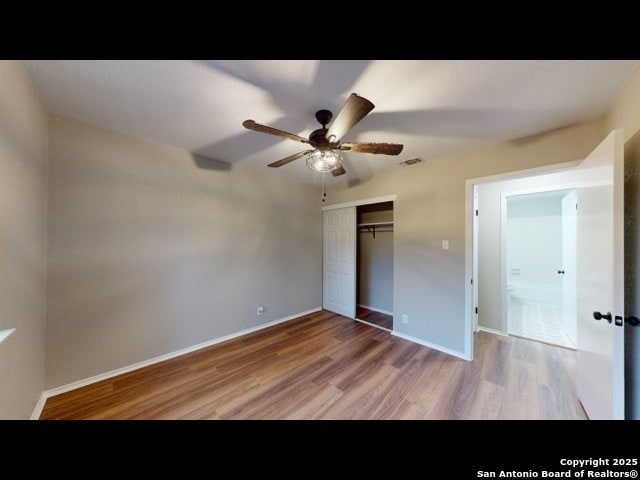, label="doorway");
[471,166,578,341]
[356,201,394,331]
[322,195,395,332]
[505,189,576,348]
